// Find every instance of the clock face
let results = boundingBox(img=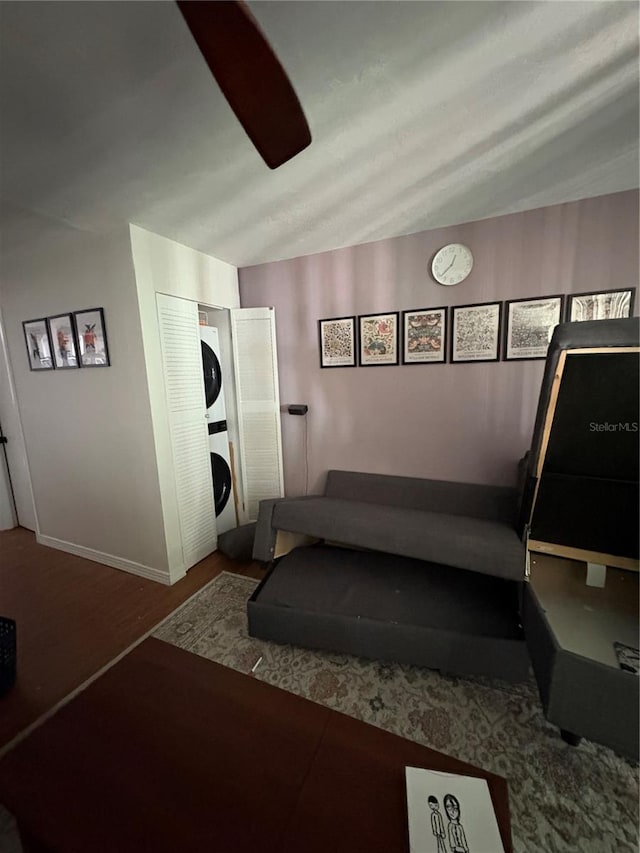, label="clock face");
[431,243,473,286]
